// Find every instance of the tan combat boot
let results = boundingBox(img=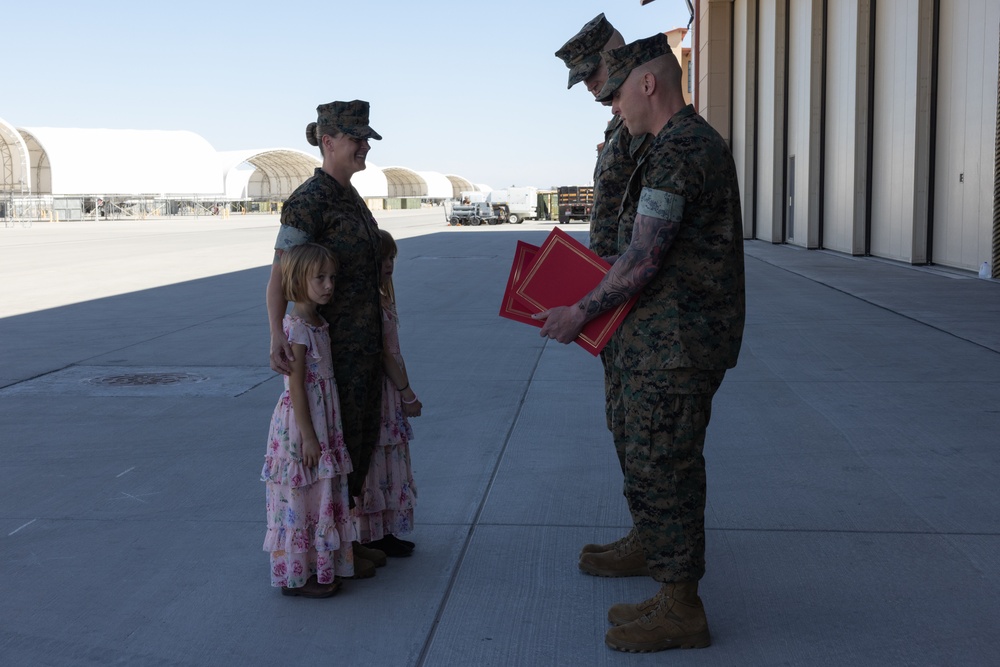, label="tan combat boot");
[604,582,711,653]
[579,527,636,557]
[578,530,650,577]
[607,588,662,626]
